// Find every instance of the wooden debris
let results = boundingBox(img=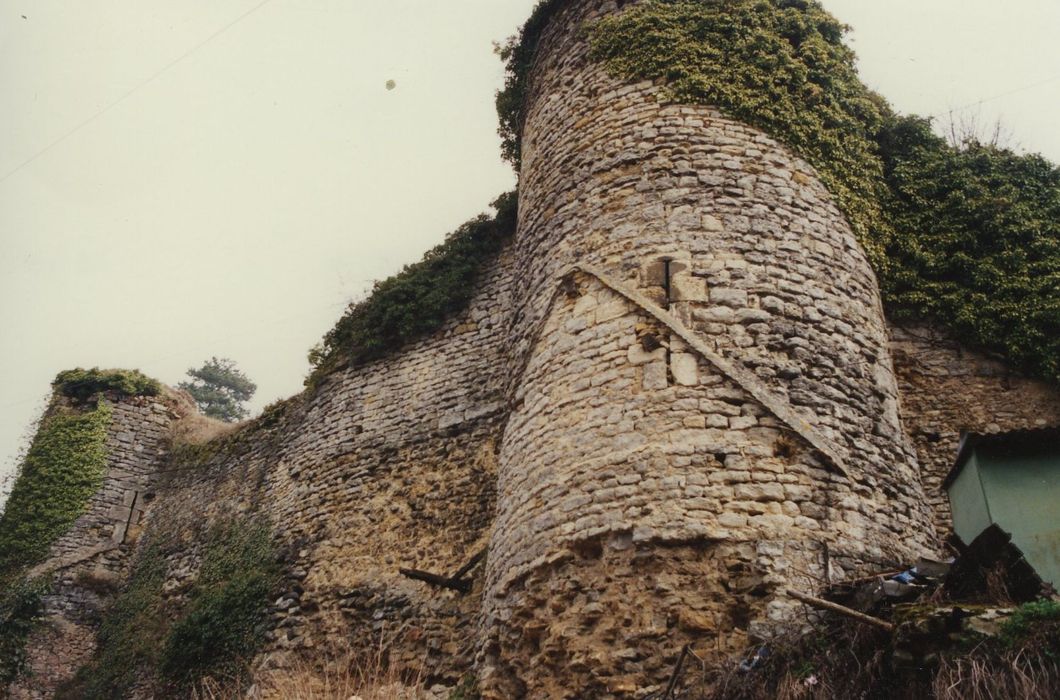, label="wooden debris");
[787,589,895,632]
